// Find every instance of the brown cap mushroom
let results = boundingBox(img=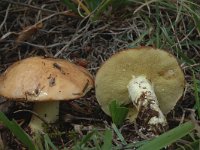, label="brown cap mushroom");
[0,56,93,101]
[95,47,185,133]
[0,56,94,133]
